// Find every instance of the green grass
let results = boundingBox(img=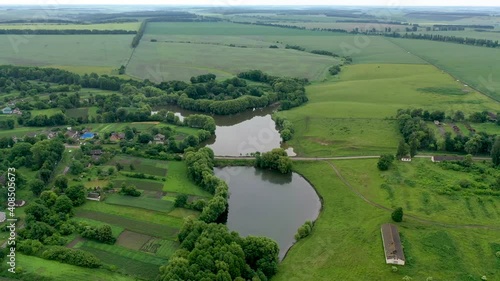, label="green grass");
[76,241,166,280]
[66,107,90,119]
[30,108,63,116]
[0,35,133,69]
[279,63,500,156]
[116,230,153,250]
[140,238,179,258]
[388,38,500,101]
[333,158,500,225]
[9,254,136,281]
[112,178,164,191]
[76,209,179,239]
[109,155,167,177]
[167,208,200,218]
[128,41,337,82]
[105,193,175,213]
[0,22,140,31]
[163,161,211,197]
[273,161,500,281]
